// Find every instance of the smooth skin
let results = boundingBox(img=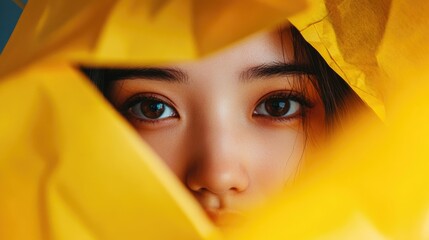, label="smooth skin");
[108,26,325,226]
